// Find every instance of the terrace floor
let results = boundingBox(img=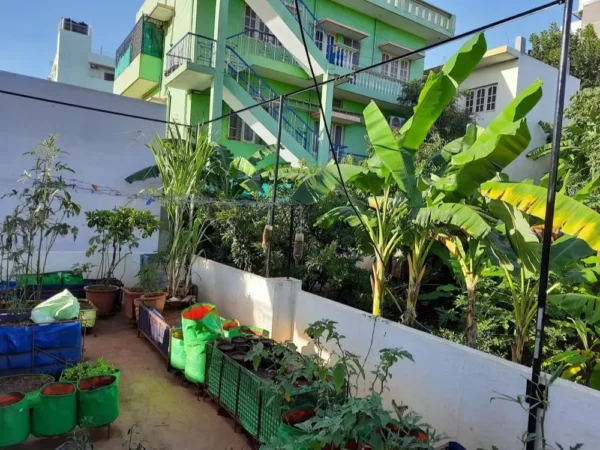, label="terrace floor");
[16,313,252,450]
